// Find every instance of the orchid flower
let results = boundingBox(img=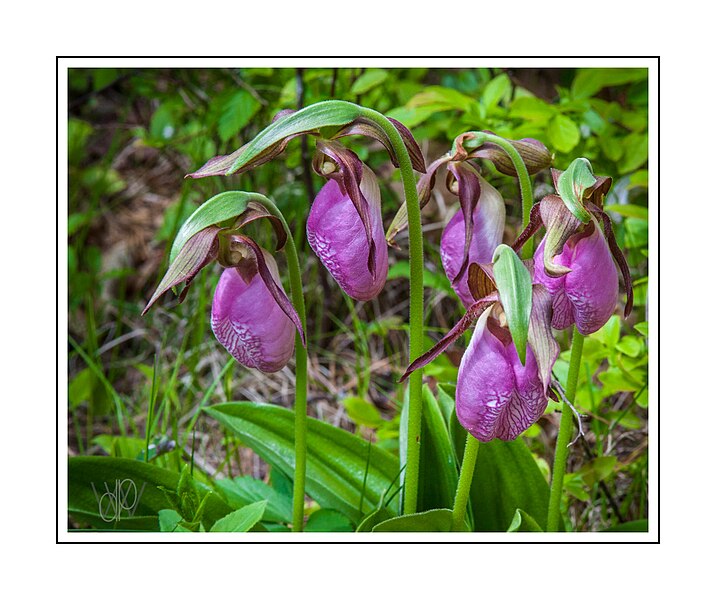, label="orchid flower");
[401,260,560,442]
[385,131,550,305]
[308,141,388,300]
[512,169,633,335]
[142,203,305,373]
[439,162,506,307]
